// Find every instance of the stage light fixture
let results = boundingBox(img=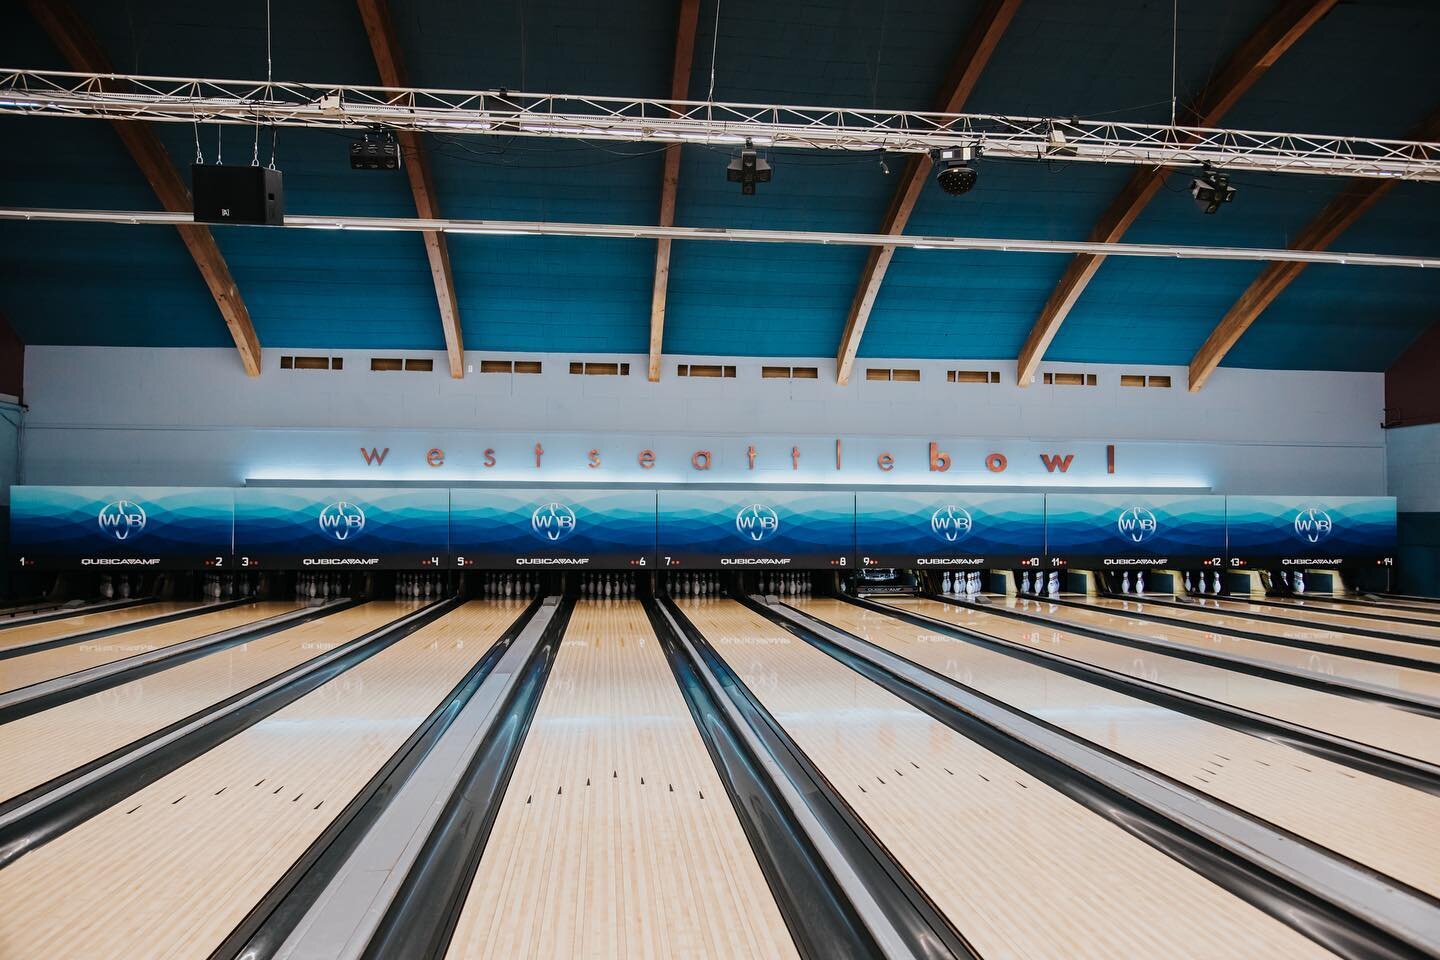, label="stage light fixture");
[1191,163,1236,214]
[726,138,772,195]
[350,131,401,171]
[933,145,979,196]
